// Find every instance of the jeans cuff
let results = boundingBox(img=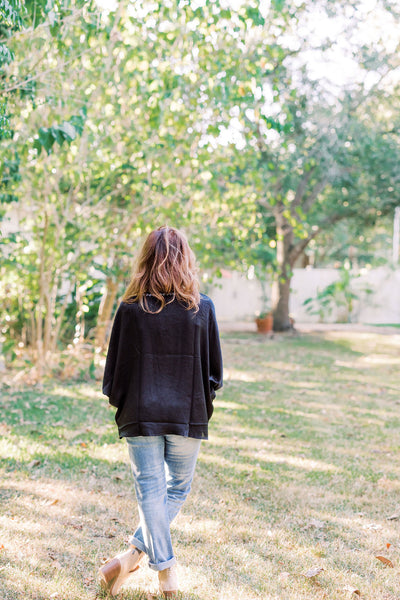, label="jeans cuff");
[148,555,177,572]
[129,536,176,571]
[129,536,146,554]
